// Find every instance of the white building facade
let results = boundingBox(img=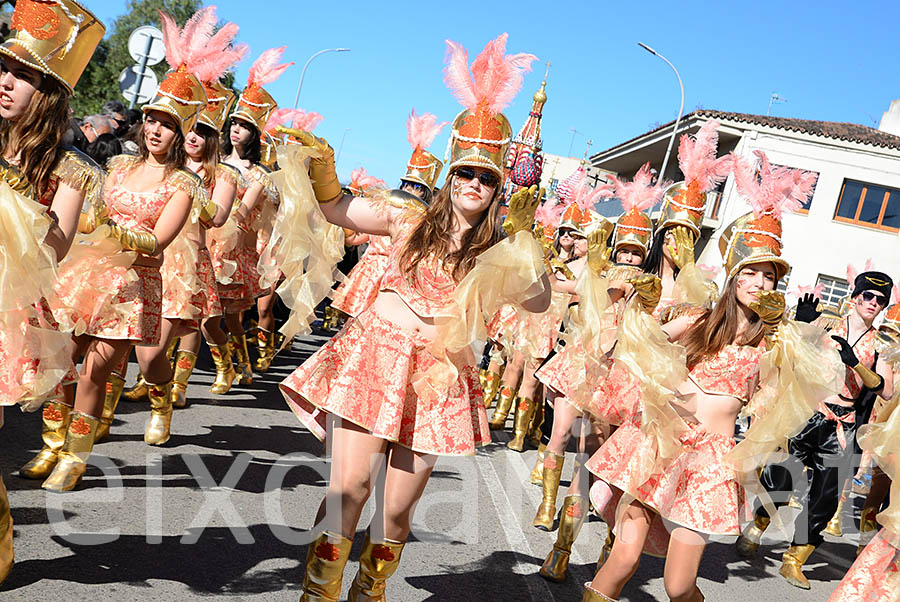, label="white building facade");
[590,109,900,303]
